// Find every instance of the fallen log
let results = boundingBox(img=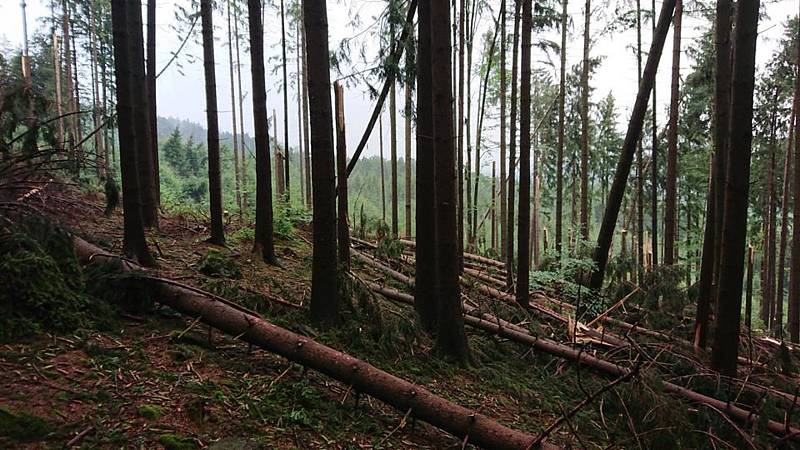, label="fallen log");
[398,238,507,270]
[73,237,551,450]
[362,282,800,442]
